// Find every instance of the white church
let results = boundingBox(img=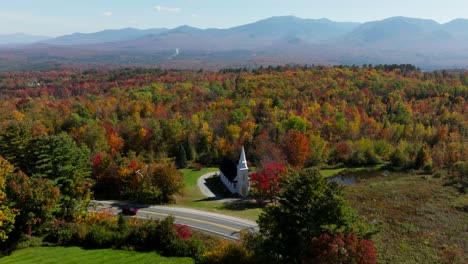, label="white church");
[219,147,250,197]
